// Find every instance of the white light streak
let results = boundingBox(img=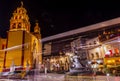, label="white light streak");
[0,43,29,51]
